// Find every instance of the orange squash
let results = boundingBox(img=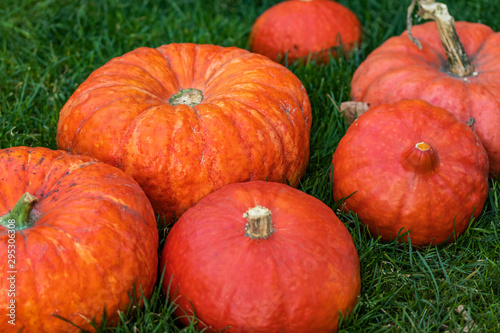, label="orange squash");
[332,100,489,247]
[351,1,500,177]
[161,181,360,332]
[249,0,362,63]
[57,43,312,222]
[0,147,158,332]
